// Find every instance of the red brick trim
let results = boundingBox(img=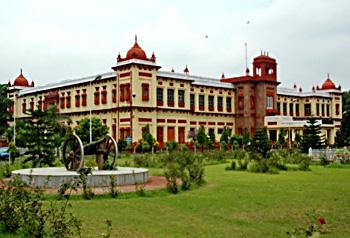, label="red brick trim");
[139,118,152,122]
[120,72,131,78]
[190,121,197,125]
[178,120,187,123]
[167,119,176,123]
[120,118,131,122]
[139,72,152,78]
[157,119,166,123]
